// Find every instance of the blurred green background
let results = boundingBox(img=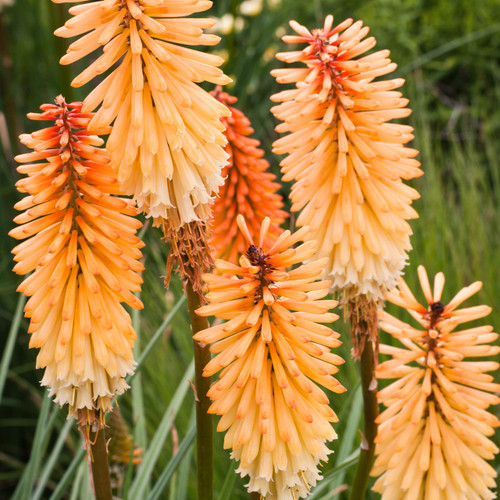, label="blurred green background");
[0,0,499,498]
